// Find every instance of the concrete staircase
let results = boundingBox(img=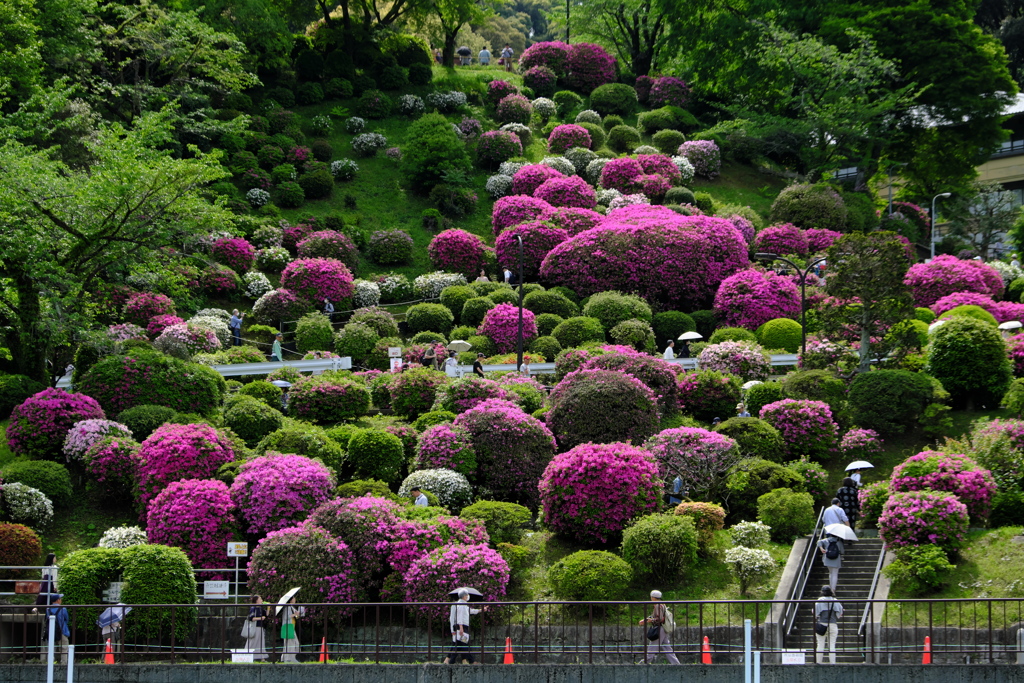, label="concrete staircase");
[785,537,884,663]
